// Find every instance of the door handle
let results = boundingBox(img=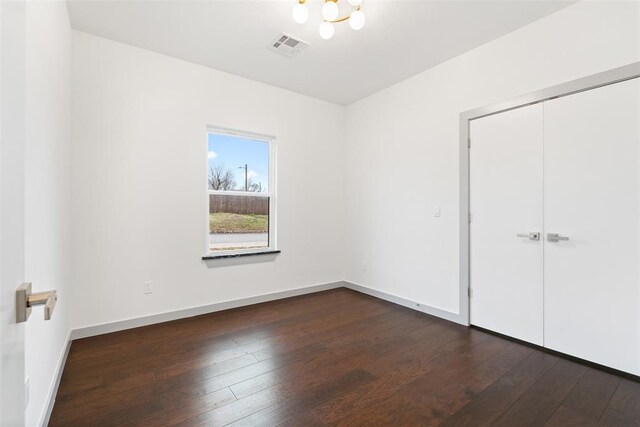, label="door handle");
[517,232,540,241]
[16,282,57,323]
[547,233,569,242]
